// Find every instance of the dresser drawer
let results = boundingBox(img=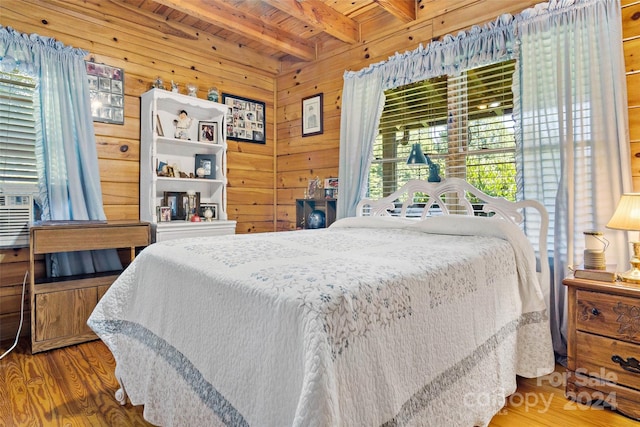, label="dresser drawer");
[576,290,640,344]
[576,331,640,390]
